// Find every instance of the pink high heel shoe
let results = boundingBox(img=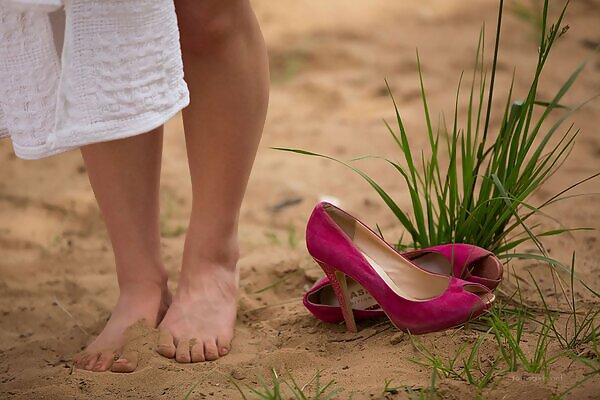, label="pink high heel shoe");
[305,202,495,333]
[304,243,502,324]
